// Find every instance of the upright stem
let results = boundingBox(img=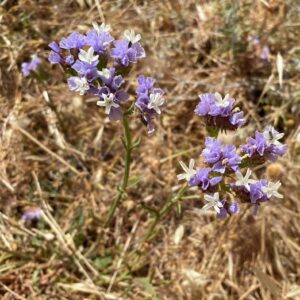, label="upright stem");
[141,184,188,244]
[105,116,132,227]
